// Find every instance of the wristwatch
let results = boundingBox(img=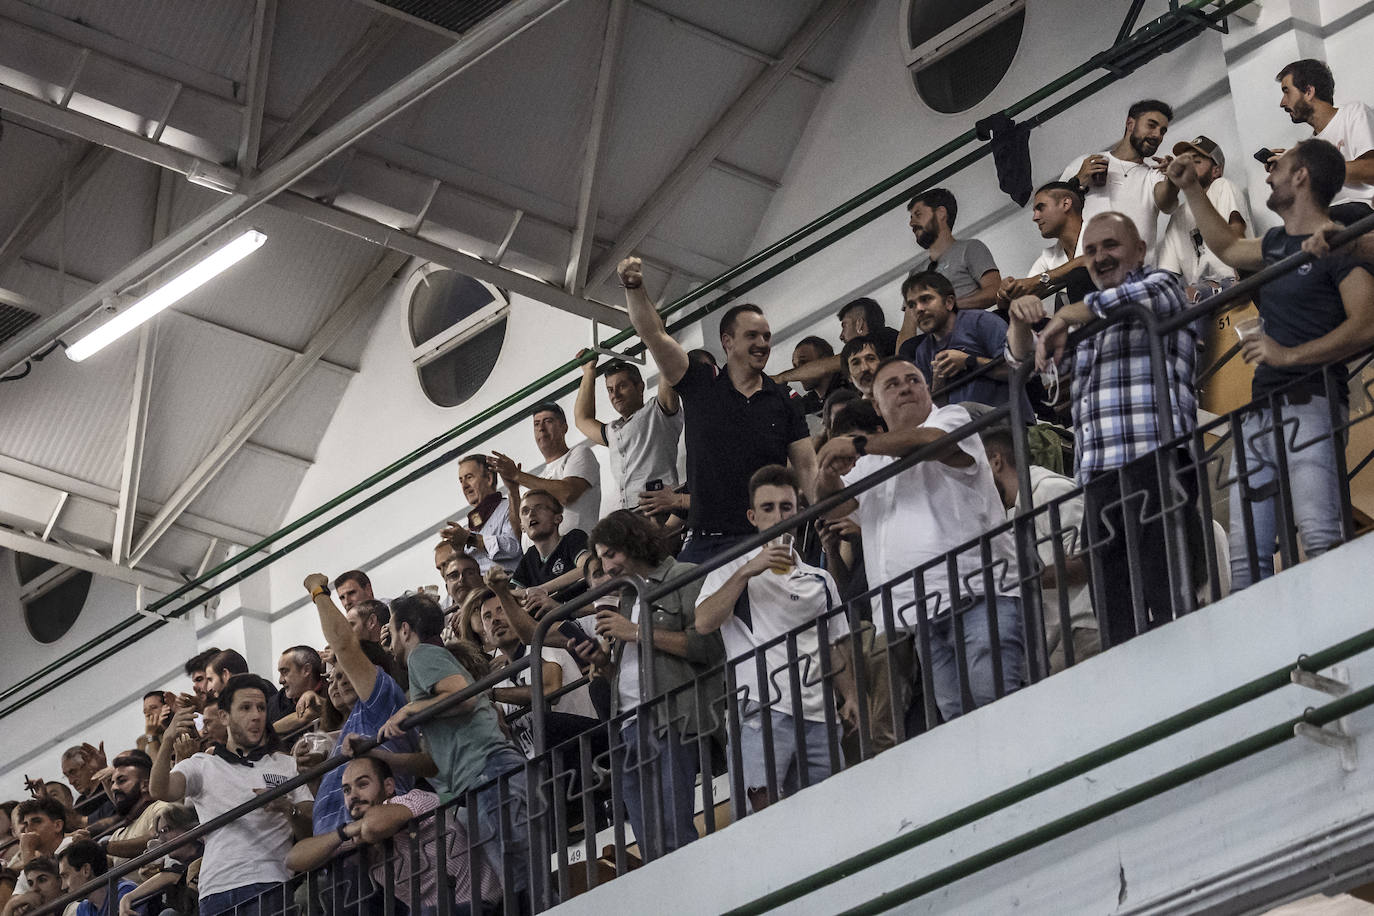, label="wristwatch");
[337,824,350,843]
[1039,271,1053,289]
[851,435,868,457]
